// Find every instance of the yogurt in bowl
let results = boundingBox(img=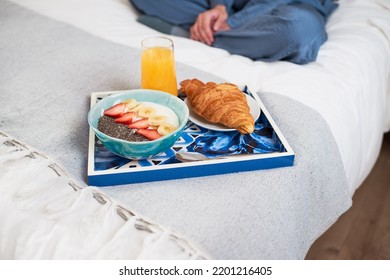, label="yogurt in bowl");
[88,89,189,159]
